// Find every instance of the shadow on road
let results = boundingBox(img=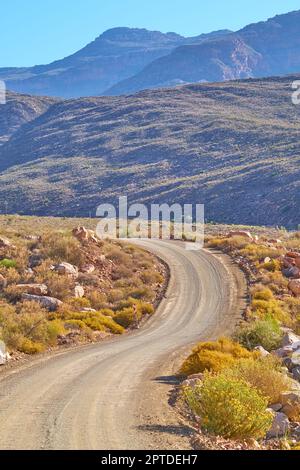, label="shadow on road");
[154,375,180,385]
[137,424,194,437]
